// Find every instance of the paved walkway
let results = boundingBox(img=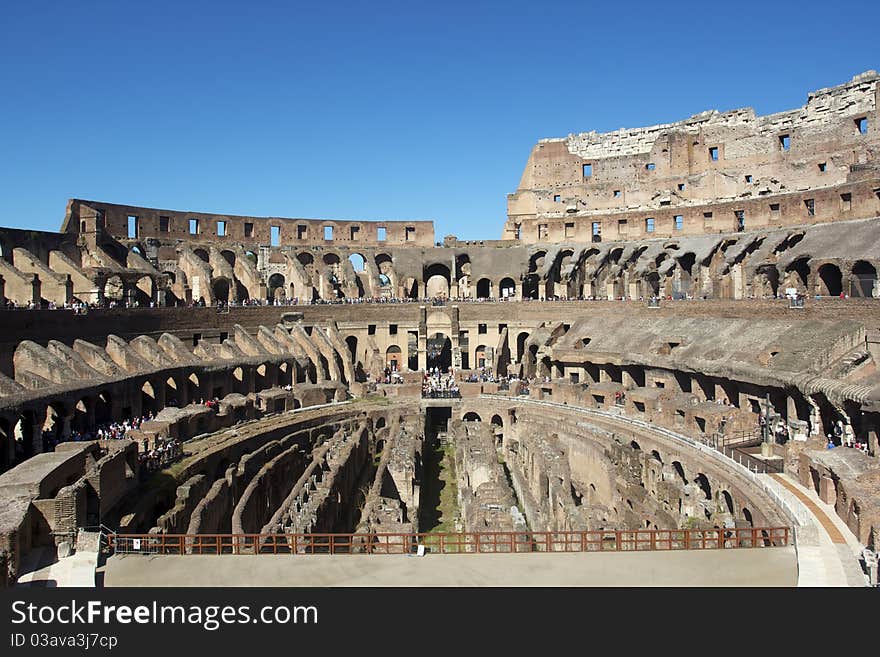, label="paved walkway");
[761,473,866,587]
[102,548,797,587]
